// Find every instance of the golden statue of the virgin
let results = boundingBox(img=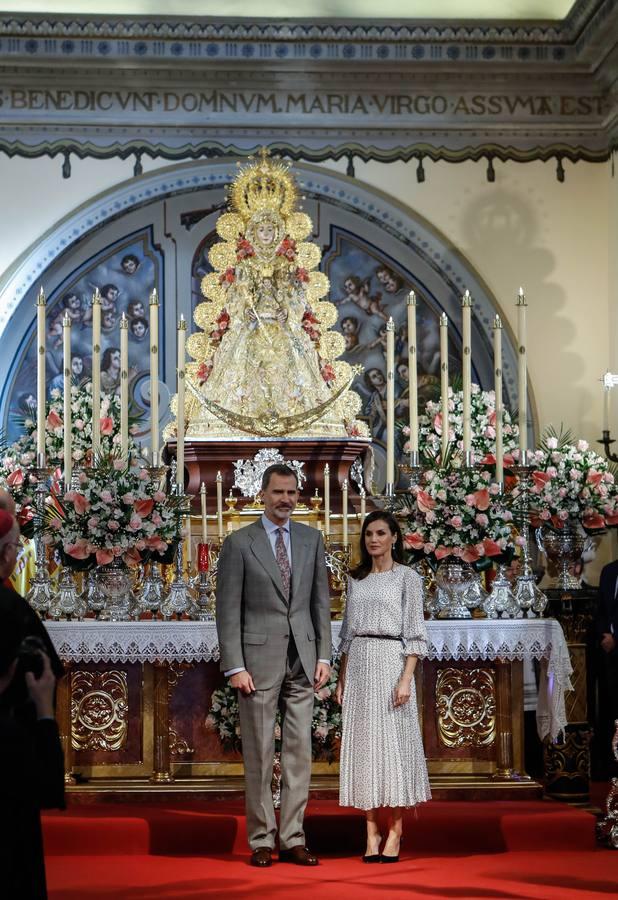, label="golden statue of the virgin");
[182,150,367,440]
